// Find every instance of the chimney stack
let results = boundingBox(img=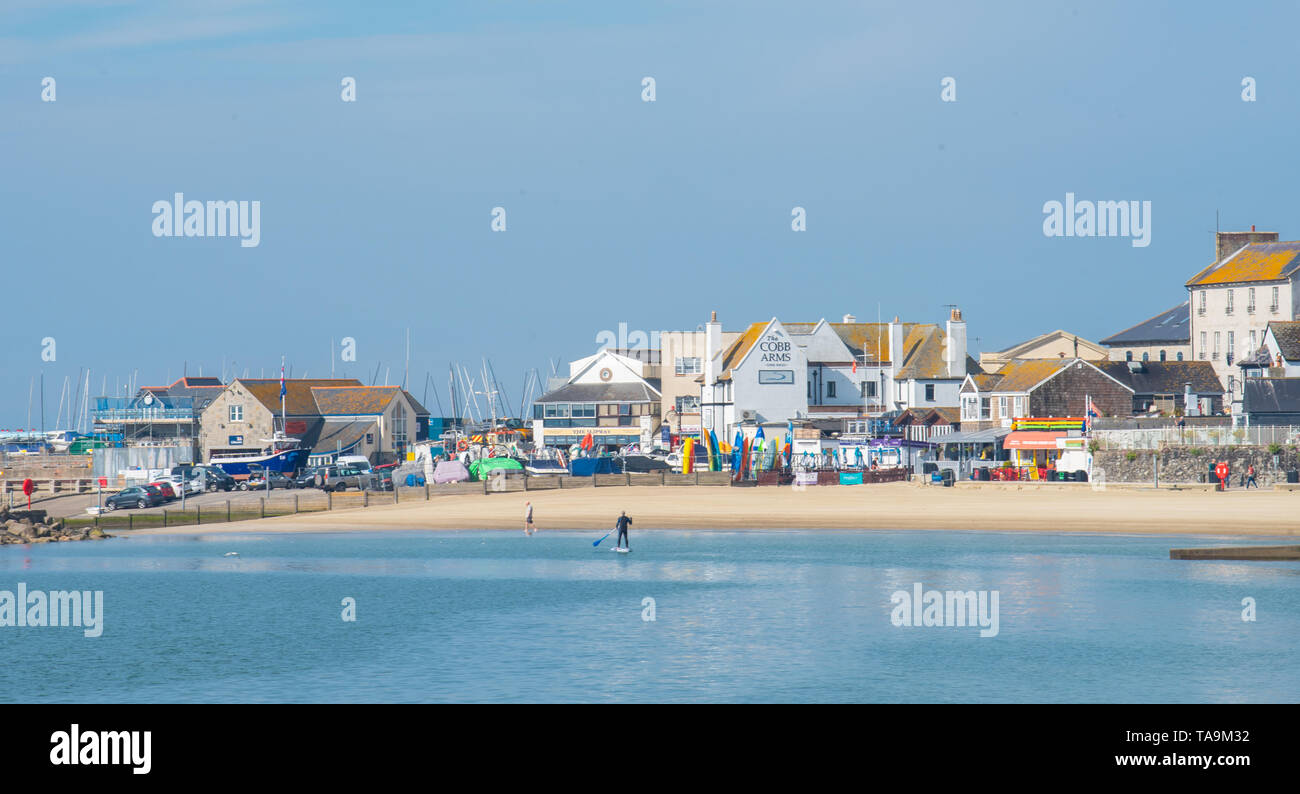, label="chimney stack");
[704,310,721,387]
[1215,228,1278,264]
[888,316,904,374]
[946,307,967,378]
